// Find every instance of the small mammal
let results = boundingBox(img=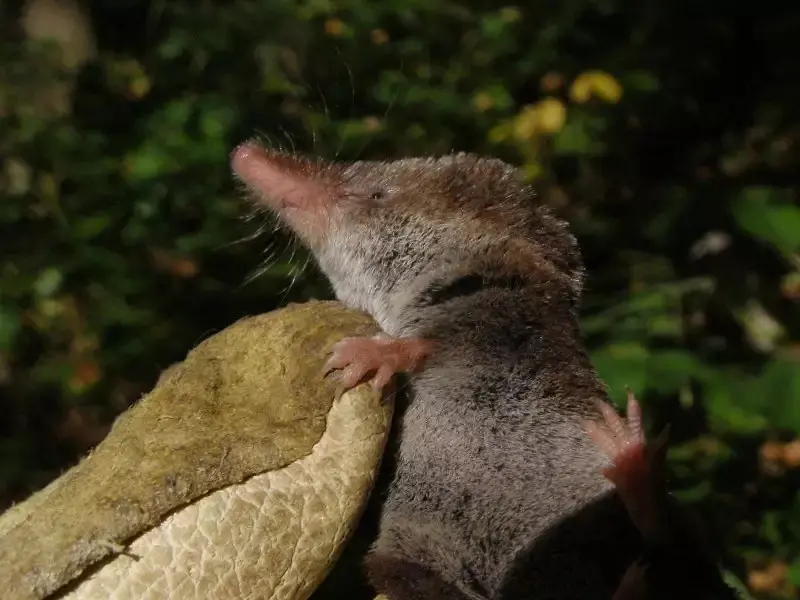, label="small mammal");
[231,145,734,599]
